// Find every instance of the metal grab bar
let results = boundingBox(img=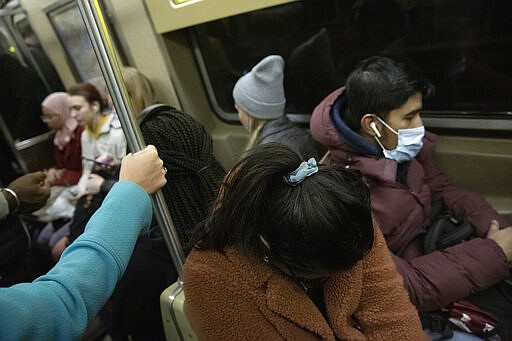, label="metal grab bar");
[77,0,186,276]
